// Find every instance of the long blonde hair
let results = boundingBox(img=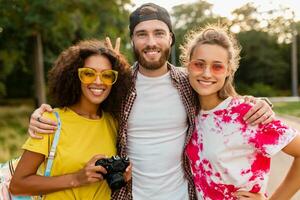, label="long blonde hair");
[180,24,241,99]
